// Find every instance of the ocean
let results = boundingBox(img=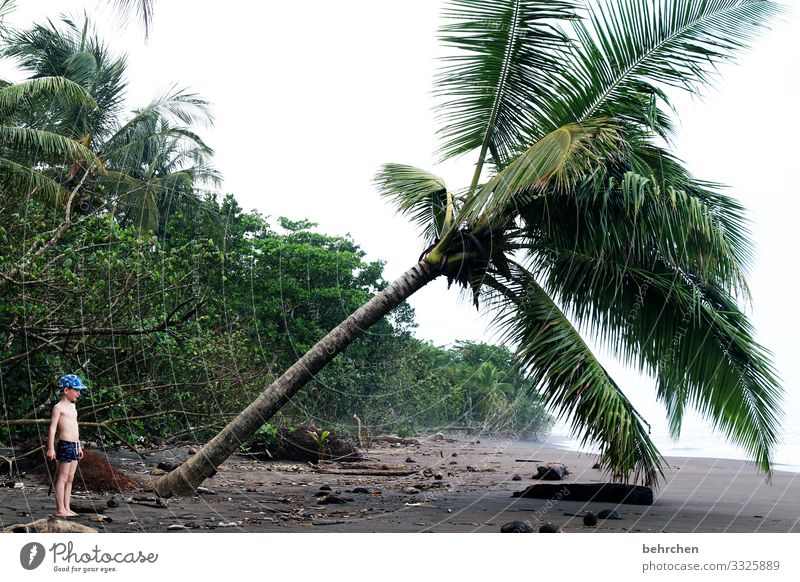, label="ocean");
[547,426,800,474]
